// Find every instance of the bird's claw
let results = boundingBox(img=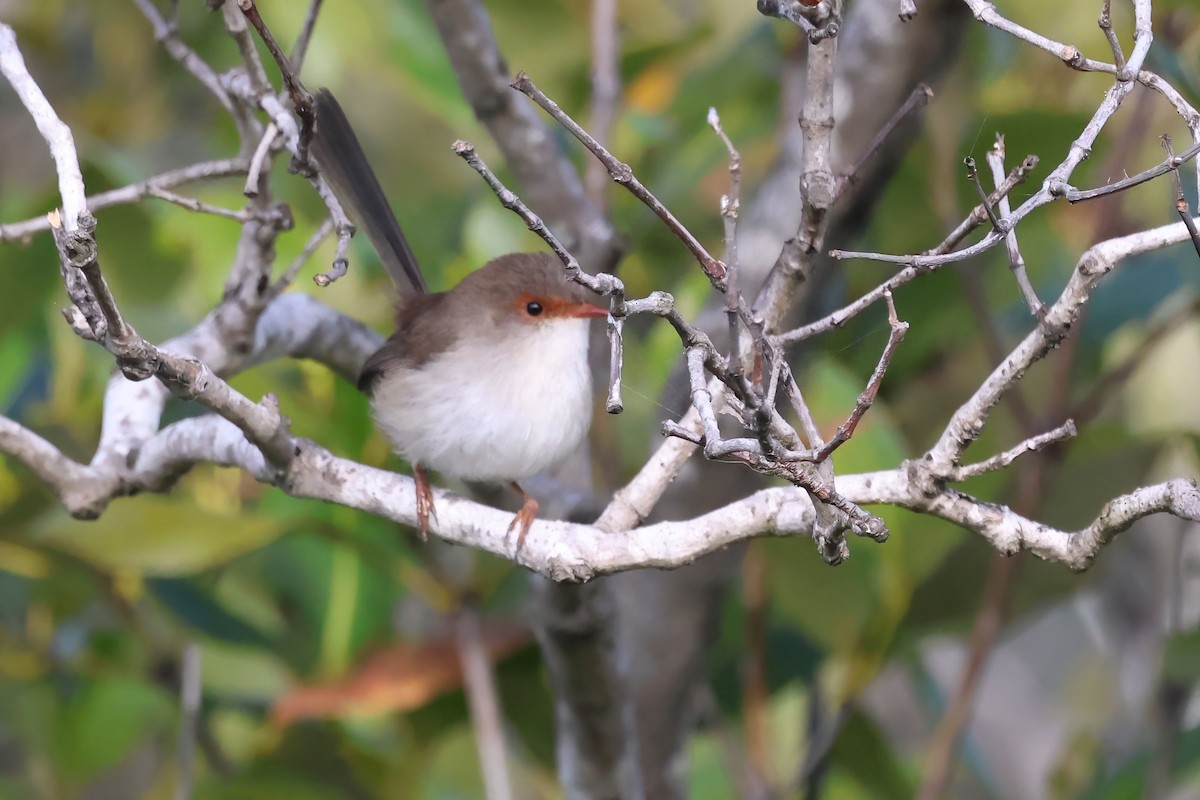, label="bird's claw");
[414,465,437,542]
[507,485,539,555]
